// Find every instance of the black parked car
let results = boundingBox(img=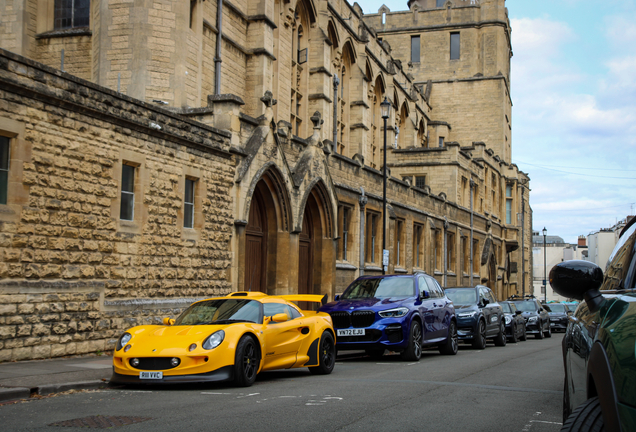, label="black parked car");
[545,303,570,333]
[500,301,526,343]
[444,286,506,349]
[550,217,636,432]
[507,295,551,339]
[320,273,458,361]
